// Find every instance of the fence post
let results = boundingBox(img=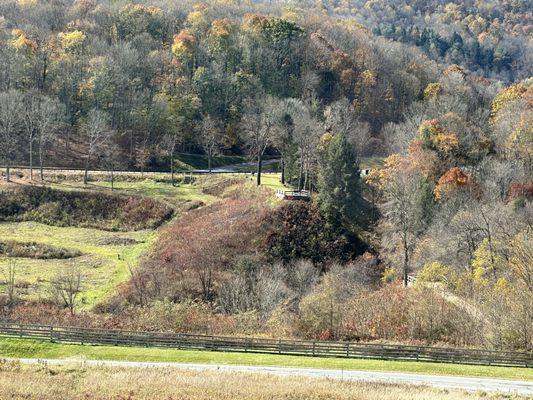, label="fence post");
[4,323,531,367]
